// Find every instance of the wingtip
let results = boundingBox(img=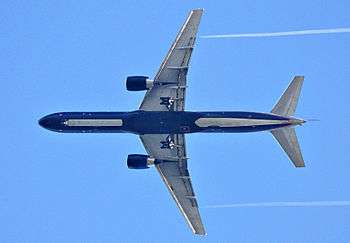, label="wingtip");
[194,231,207,236]
[191,8,204,13]
[295,163,306,168]
[294,75,305,80]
